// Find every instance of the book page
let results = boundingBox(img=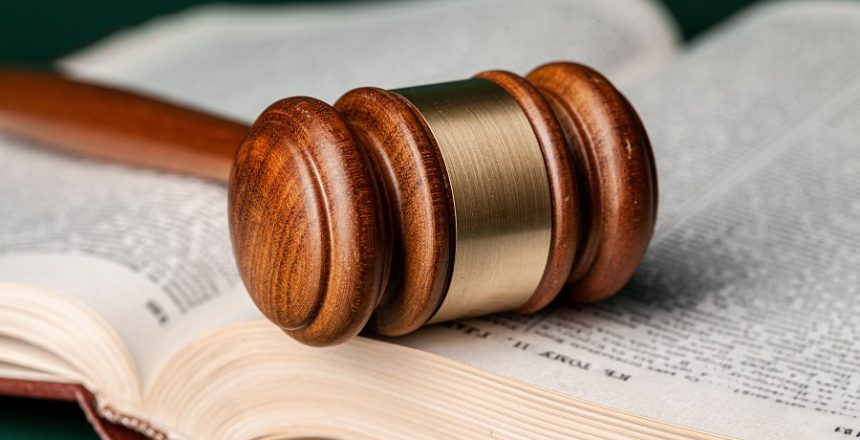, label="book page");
[64,0,677,120]
[397,2,860,439]
[0,141,259,385]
